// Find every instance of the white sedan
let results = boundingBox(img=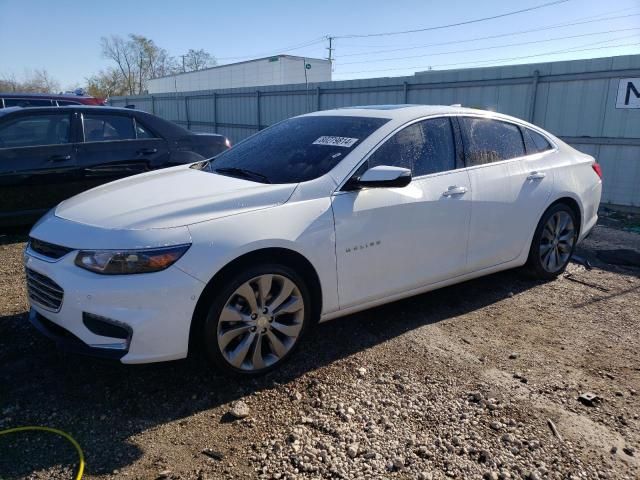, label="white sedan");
[25,105,602,375]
